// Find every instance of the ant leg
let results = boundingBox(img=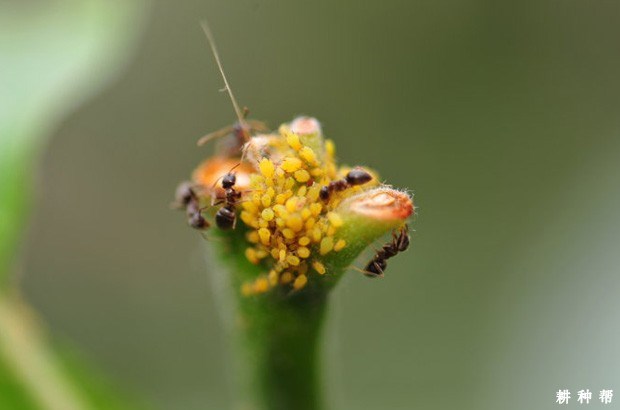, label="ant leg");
[351,265,385,278]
